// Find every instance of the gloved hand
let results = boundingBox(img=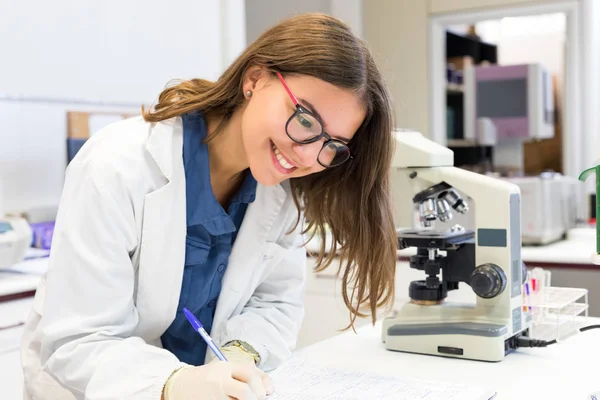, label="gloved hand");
[215,346,274,396]
[162,361,267,400]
